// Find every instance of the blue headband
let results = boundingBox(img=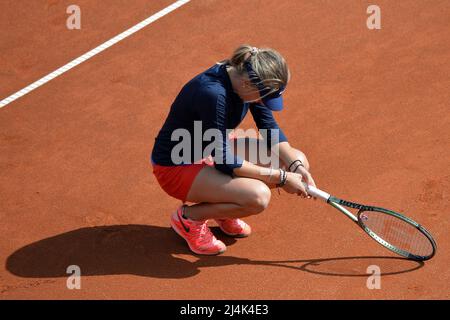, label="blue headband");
[243,60,285,111]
